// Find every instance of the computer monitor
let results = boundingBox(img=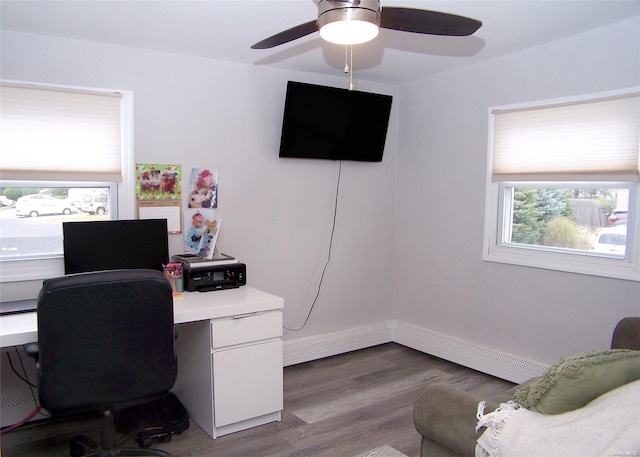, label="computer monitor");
[63,219,169,274]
